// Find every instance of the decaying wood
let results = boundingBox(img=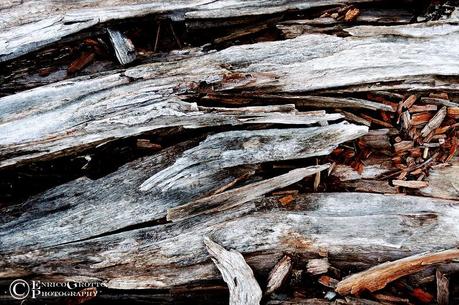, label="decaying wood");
[0,123,365,252]
[1,192,458,289]
[436,269,449,305]
[2,21,459,168]
[167,164,330,222]
[0,0,385,62]
[140,122,366,192]
[2,2,459,304]
[204,237,262,305]
[392,180,428,189]
[307,258,330,275]
[107,28,136,65]
[291,96,393,112]
[420,106,447,137]
[336,249,459,295]
[266,255,292,295]
[420,158,459,200]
